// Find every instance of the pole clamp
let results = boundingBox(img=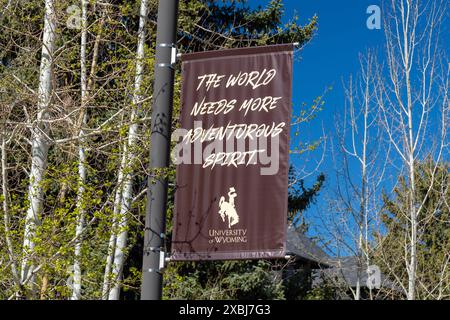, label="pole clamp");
[147,268,162,275]
[146,246,169,271]
[158,43,176,48]
[157,43,178,69]
[159,250,166,271]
